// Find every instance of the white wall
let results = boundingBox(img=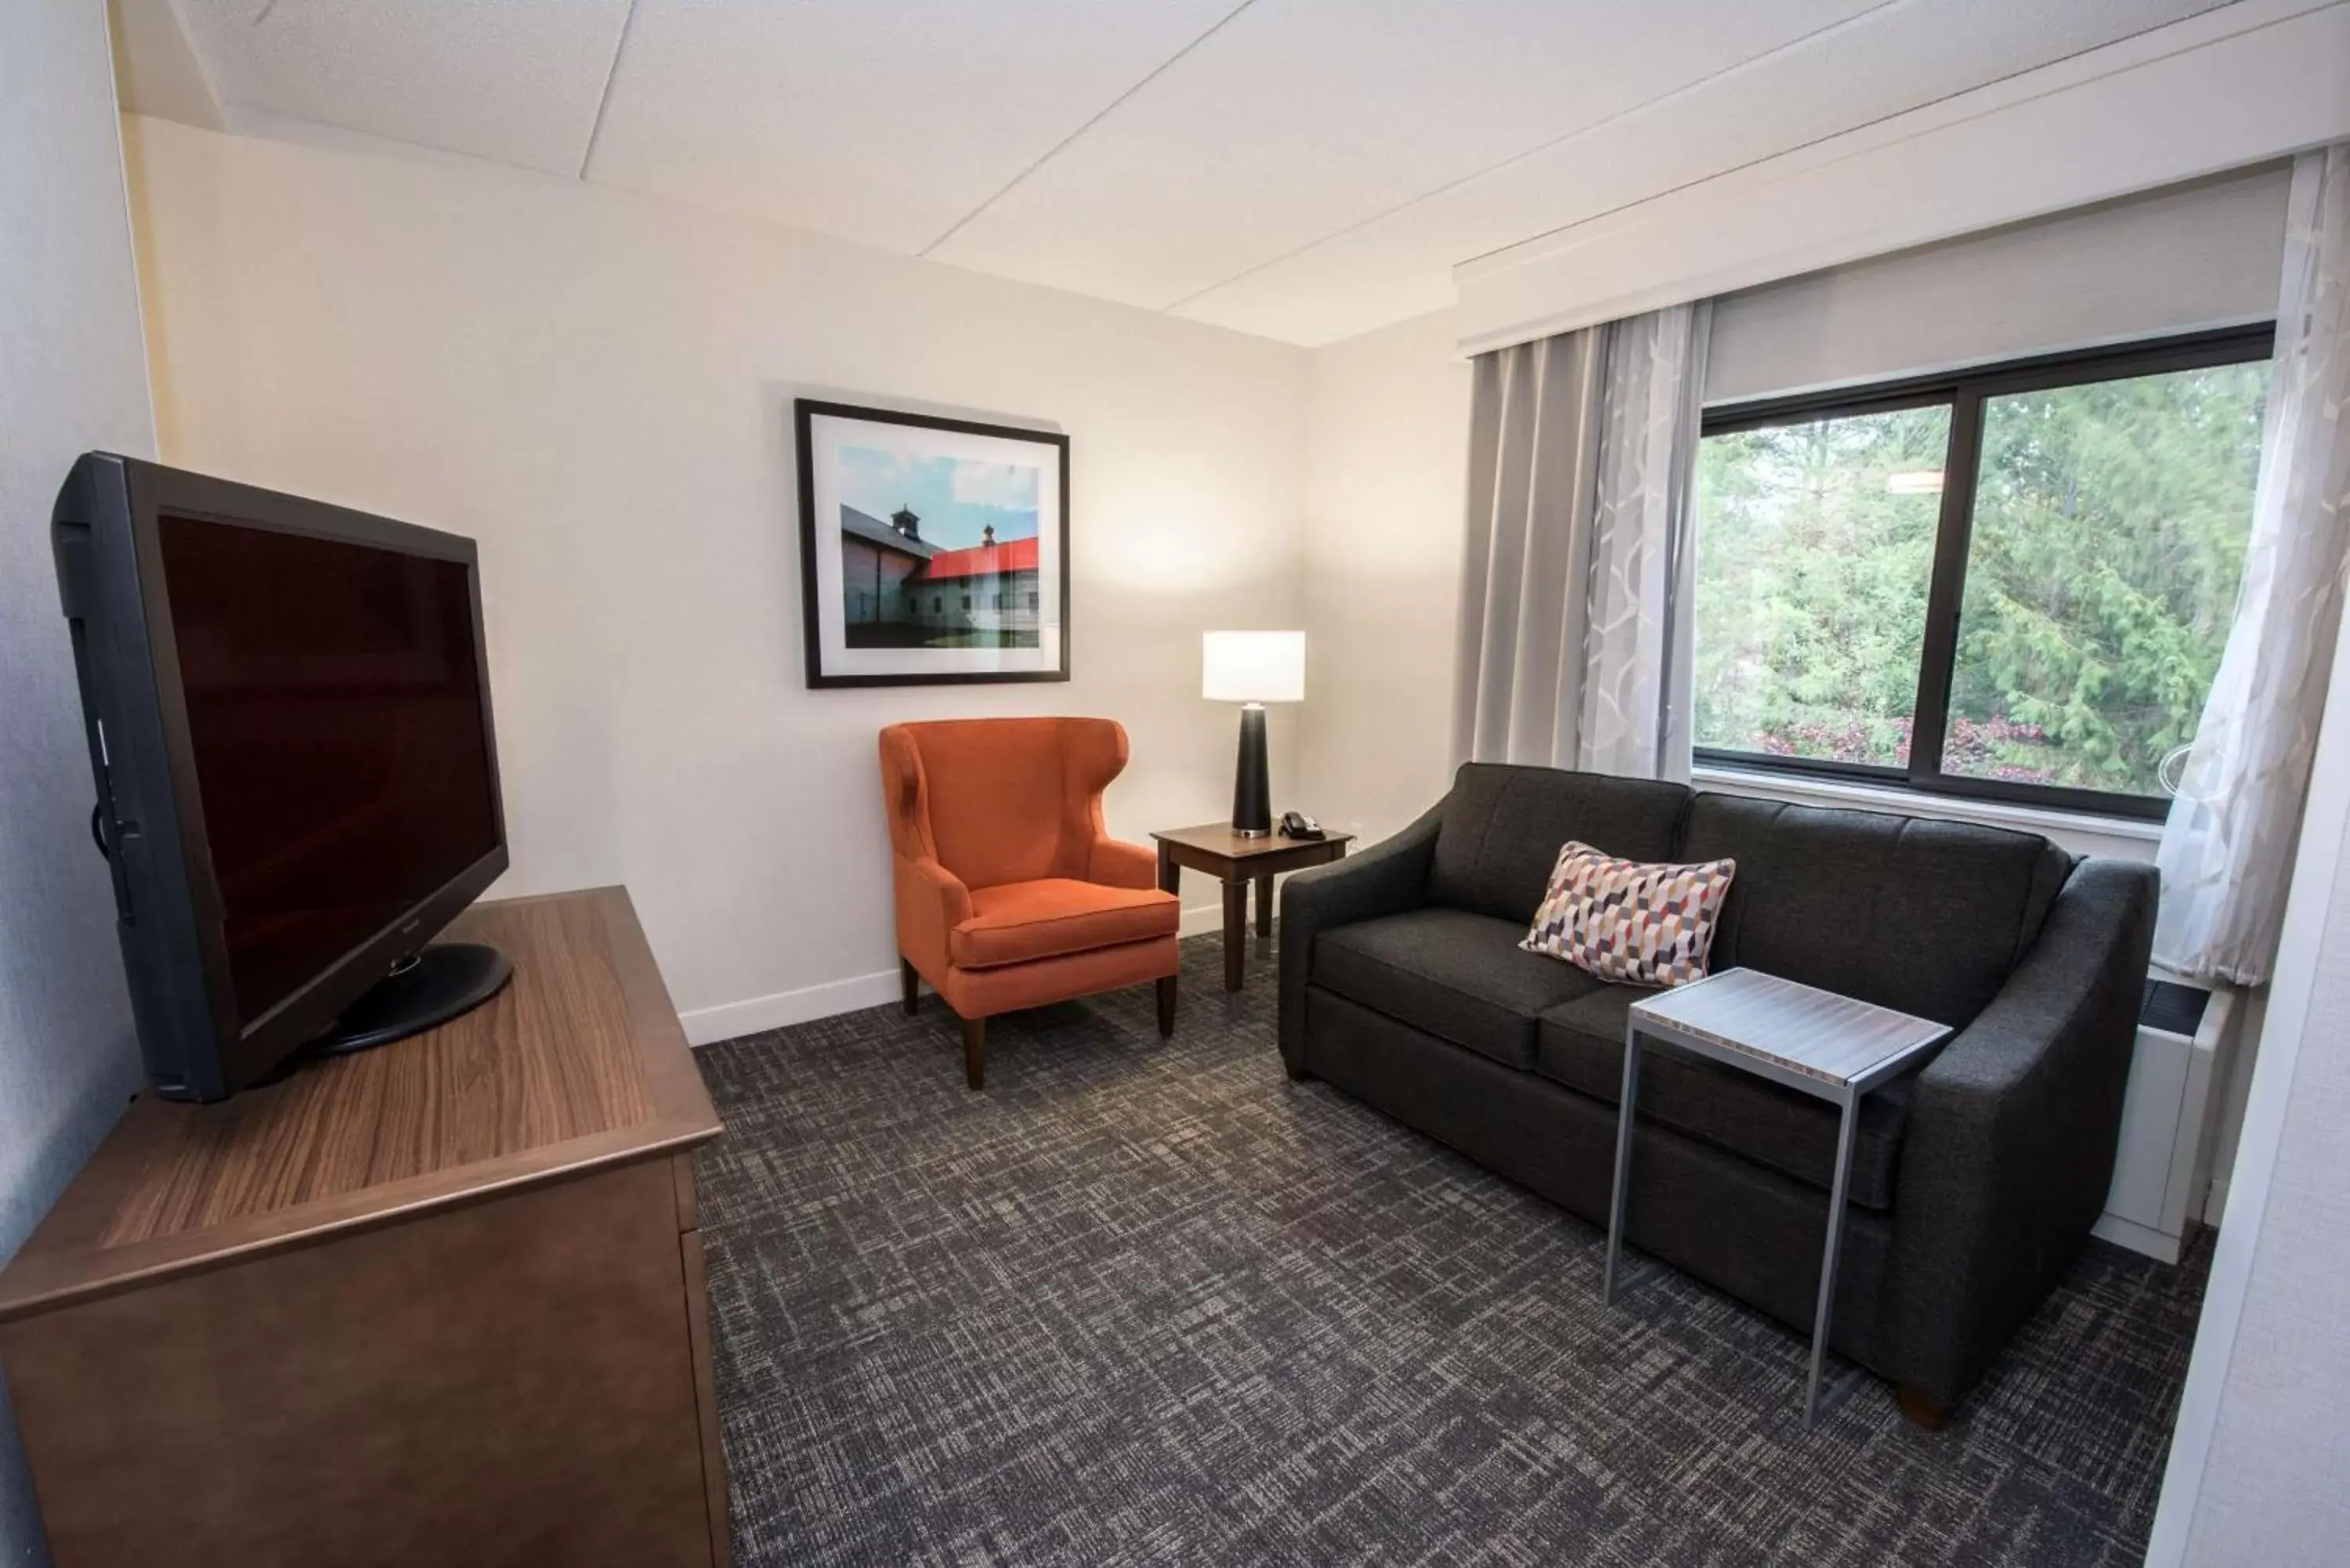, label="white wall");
[0,2,156,1560]
[1296,309,1470,845]
[125,115,1309,1041]
[2149,578,2350,1565]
